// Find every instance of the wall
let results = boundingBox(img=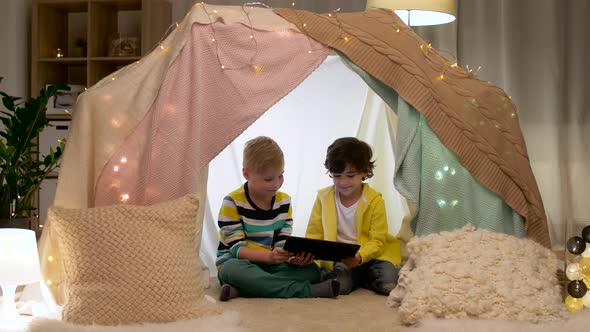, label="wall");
[0,0,31,100]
